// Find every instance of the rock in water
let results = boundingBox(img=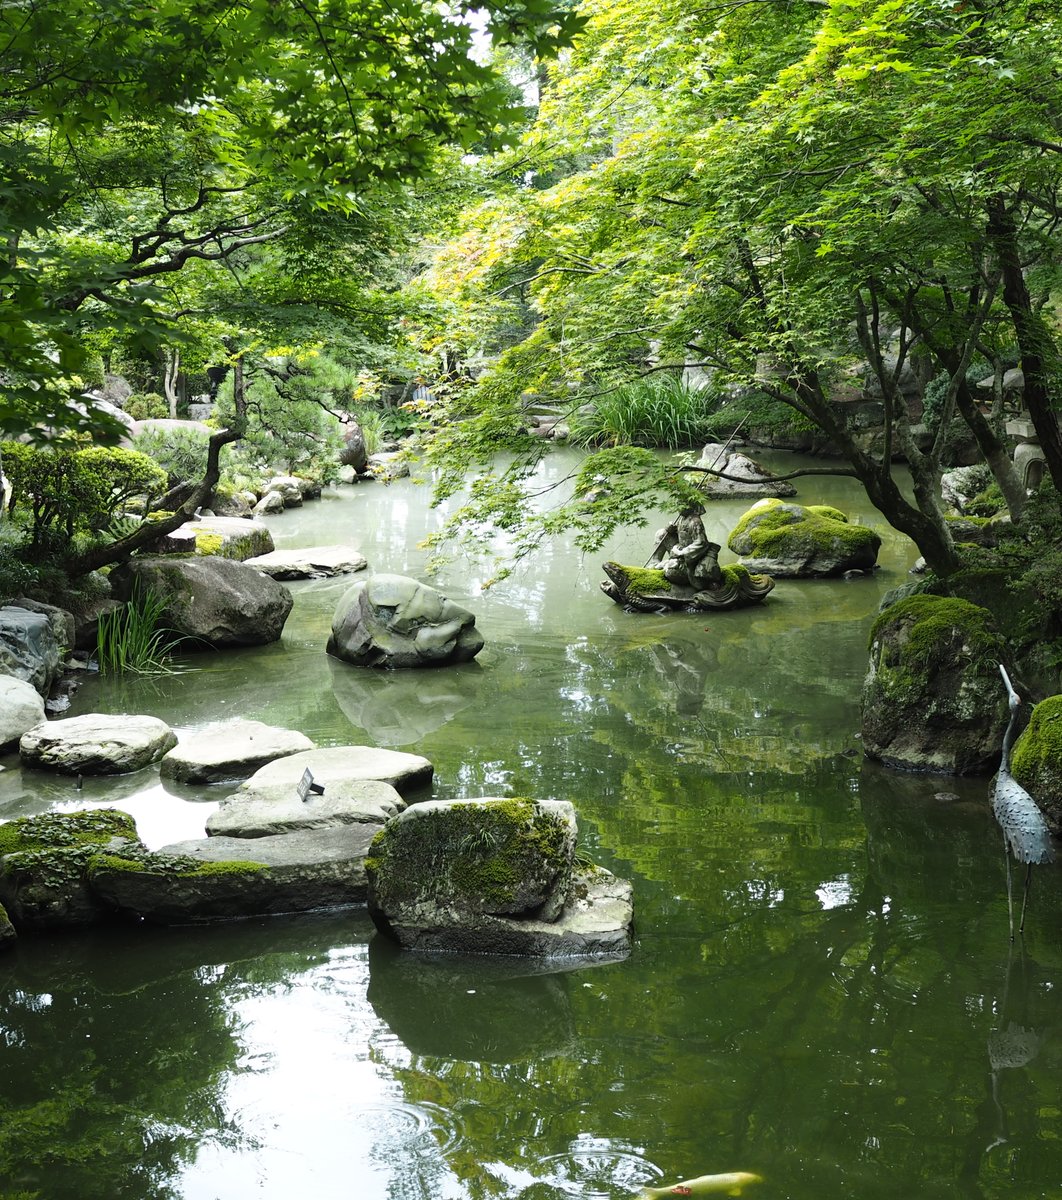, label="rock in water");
[862,594,1010,774]
[327,574,483,668]
[0,809,144,930]
[20,713,178,775]
[727,498,881,577]
[110,556,294,647]
[366,797,633,957]
[0,675,46,750]
[160,718,315,784]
